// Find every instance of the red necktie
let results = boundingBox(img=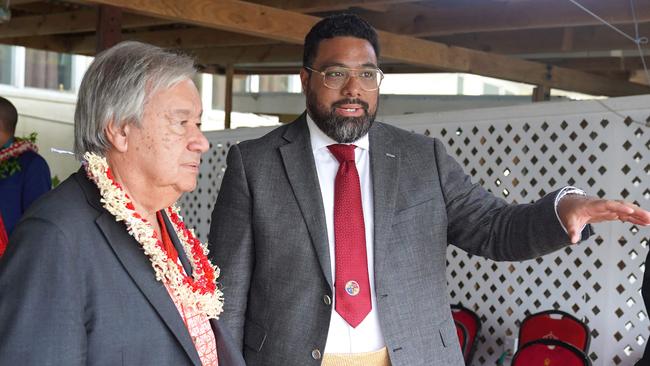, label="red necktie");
[328,144,372,328]
[156,211,179,265]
